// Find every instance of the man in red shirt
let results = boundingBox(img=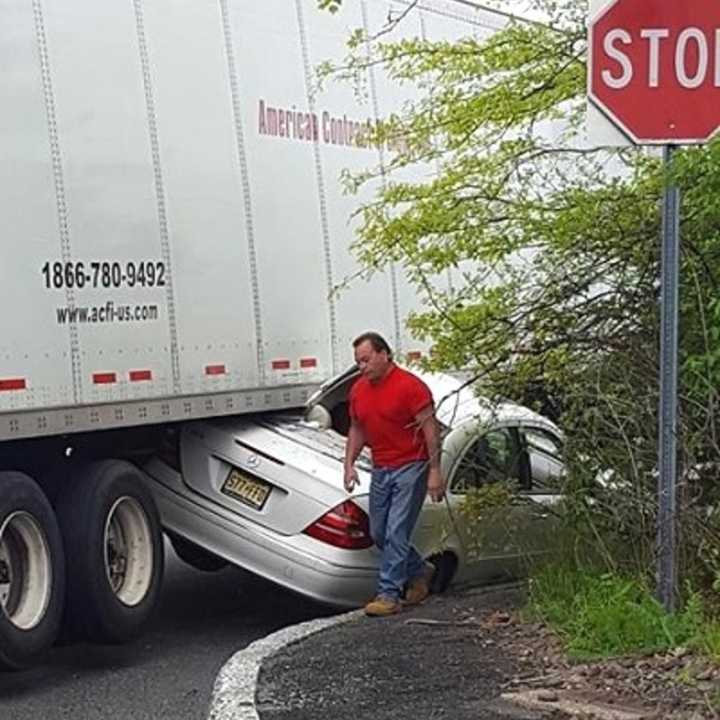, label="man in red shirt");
[344,331,446,617]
